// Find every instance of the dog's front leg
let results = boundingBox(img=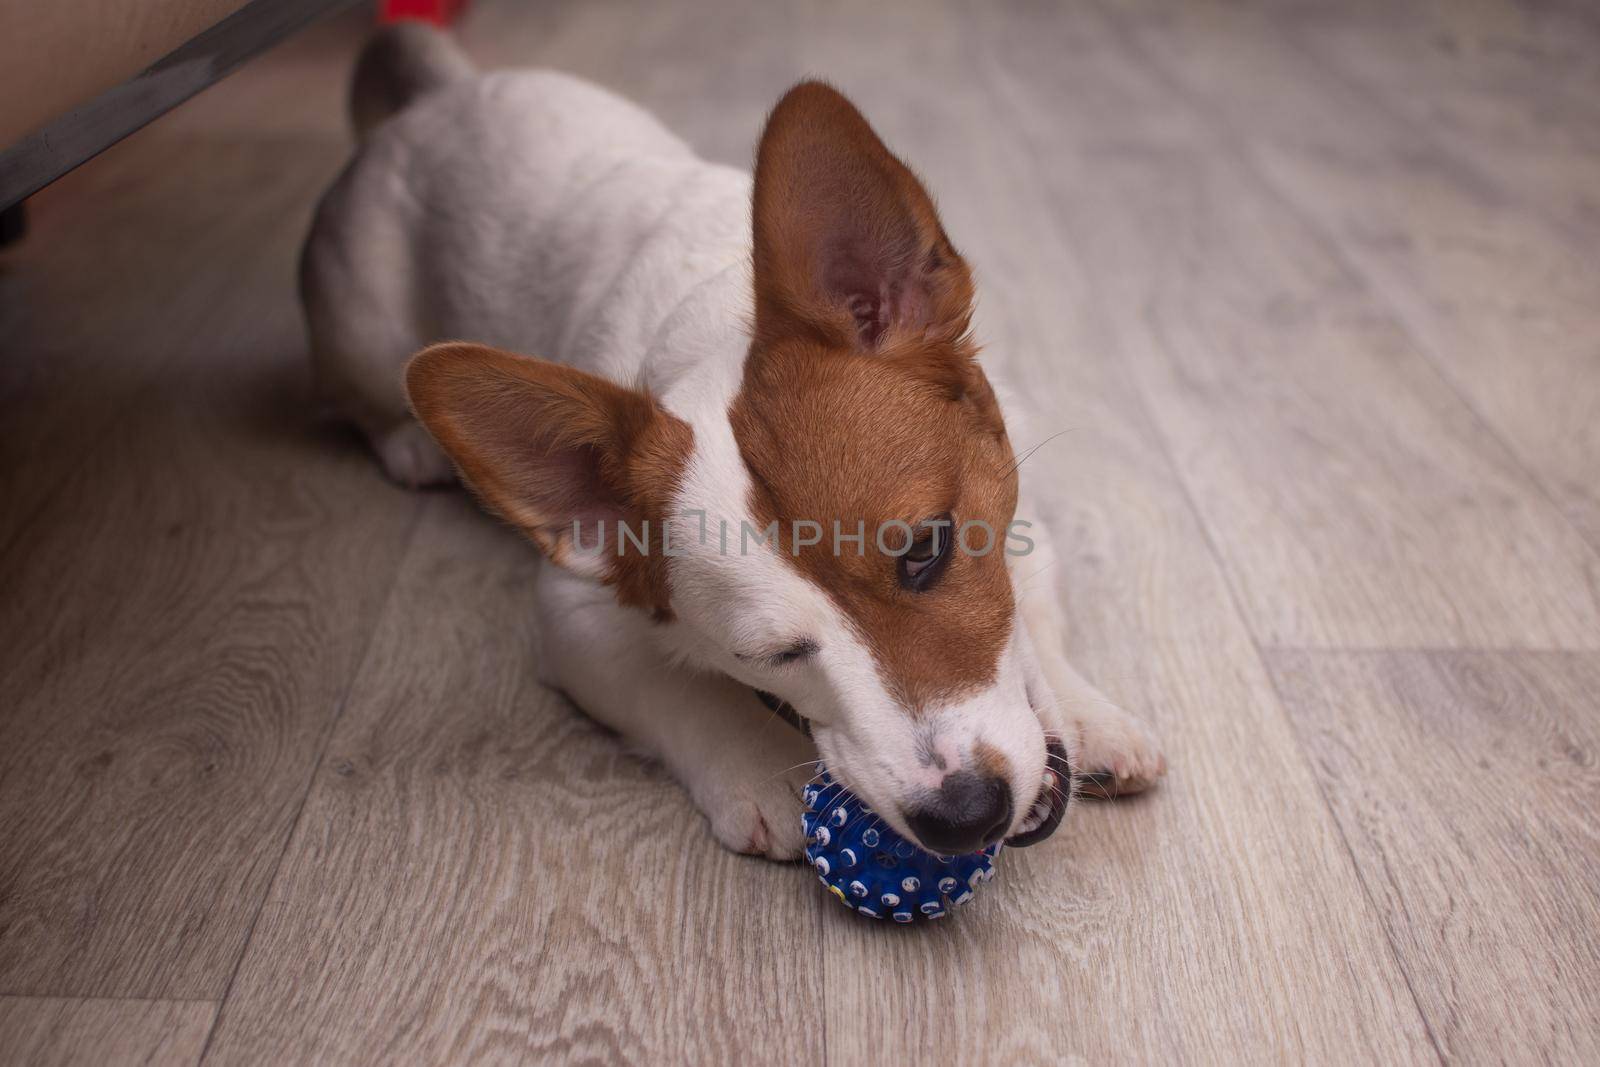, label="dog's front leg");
[535,568,817,859]
[1012,516,1167,793]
